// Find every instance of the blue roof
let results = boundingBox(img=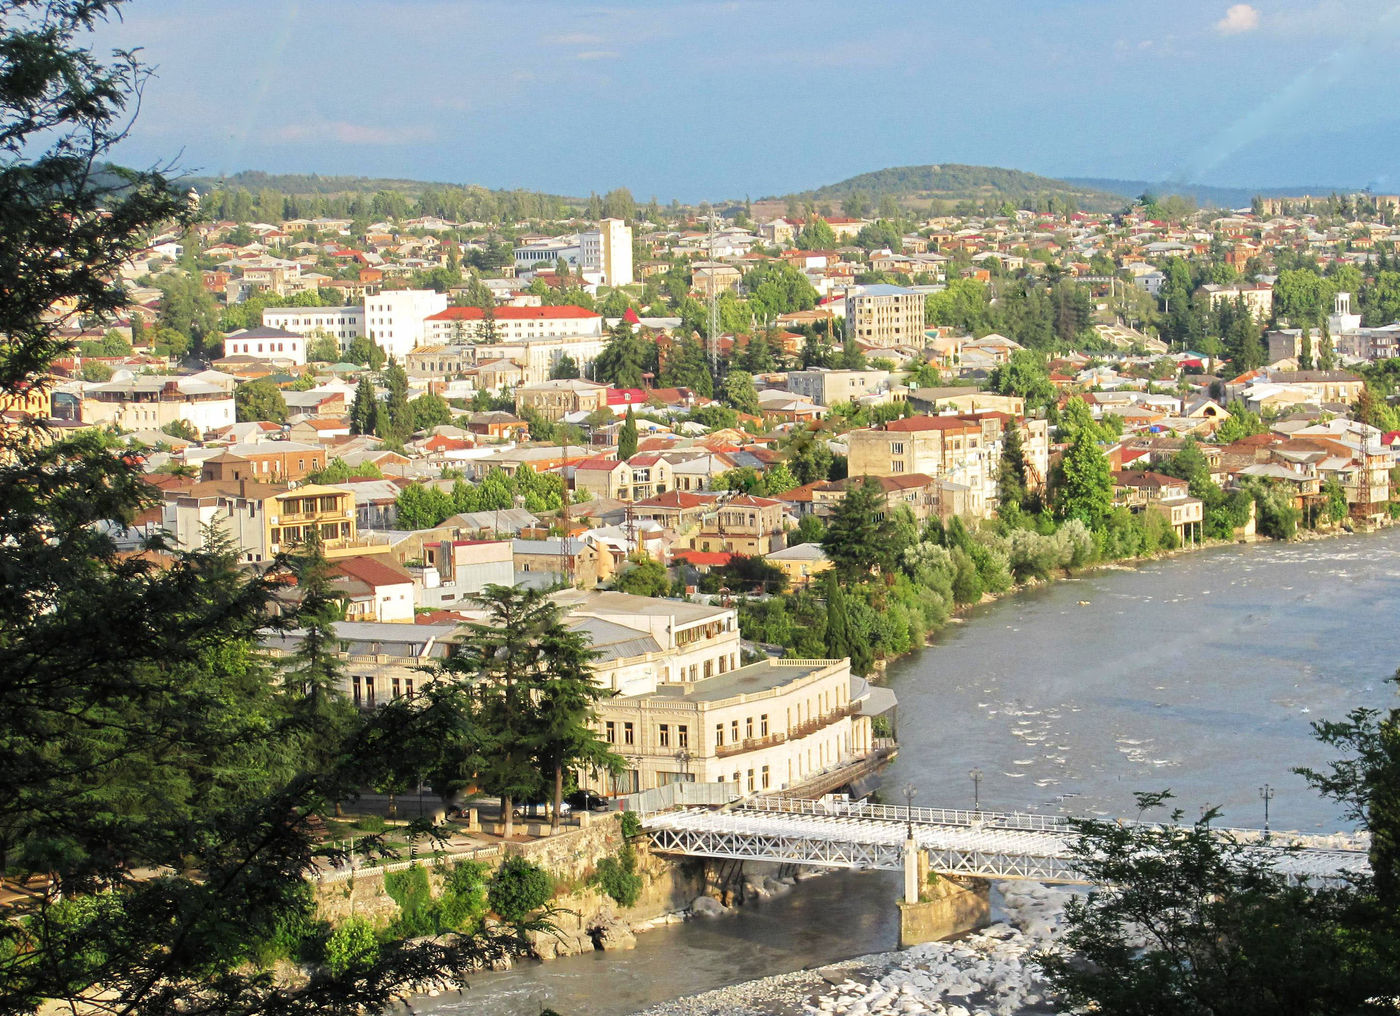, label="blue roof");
[854,284,915,296]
